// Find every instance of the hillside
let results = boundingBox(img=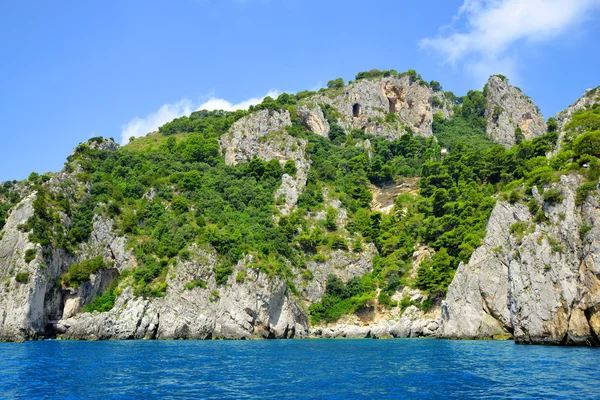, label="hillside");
[0,70,599,344]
